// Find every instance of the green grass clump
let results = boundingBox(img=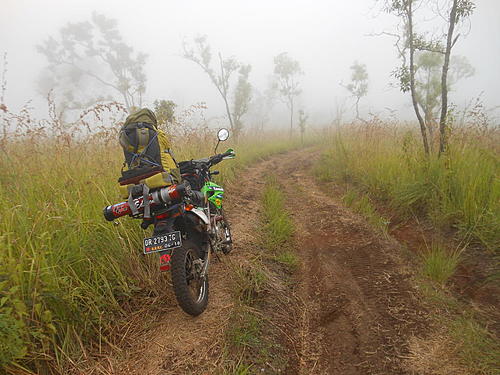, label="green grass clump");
[421,244,462,285]
[261,177,294,253]
[274,251,299,269]
[0,313,26,369]
[222,363,253,375]
[226,308,262,350]
[342,190,389,233]
[449,316,500,374]
[232,261,268,306]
